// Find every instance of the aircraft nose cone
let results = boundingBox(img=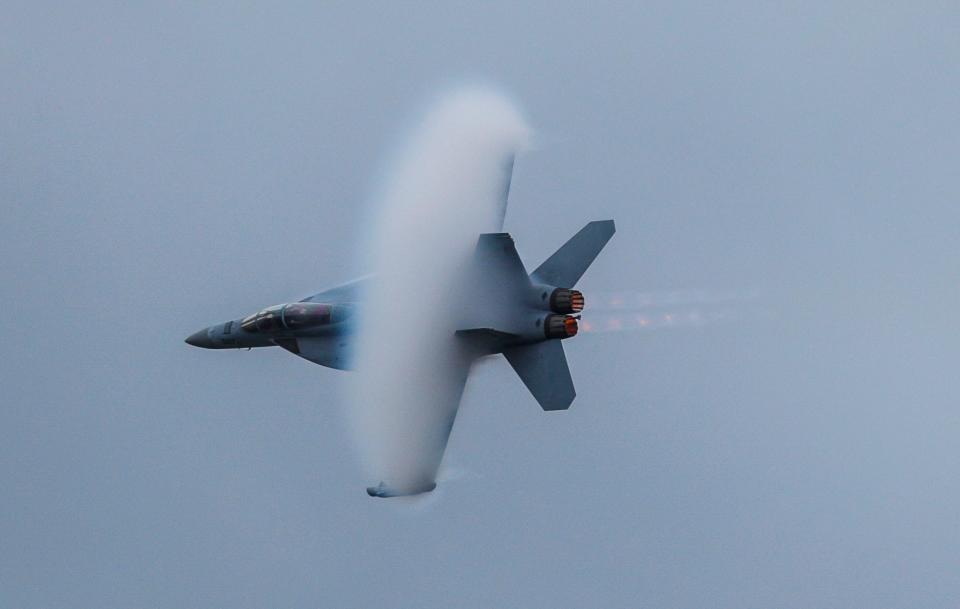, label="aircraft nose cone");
[185,328,214,348]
